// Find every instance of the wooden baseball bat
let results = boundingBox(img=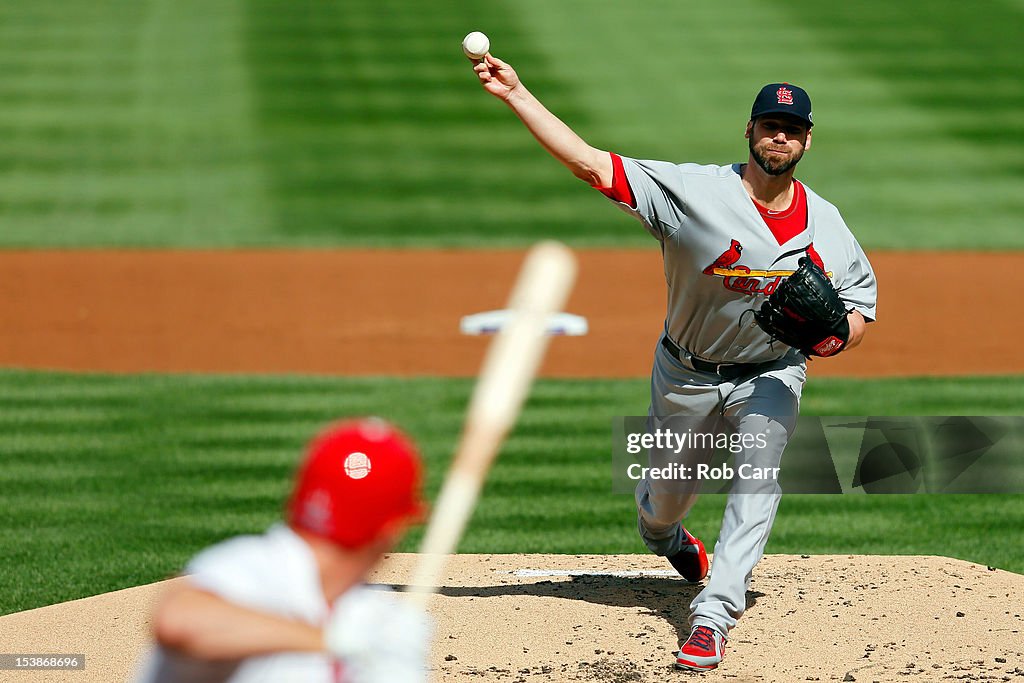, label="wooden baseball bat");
[407,241,577,605]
